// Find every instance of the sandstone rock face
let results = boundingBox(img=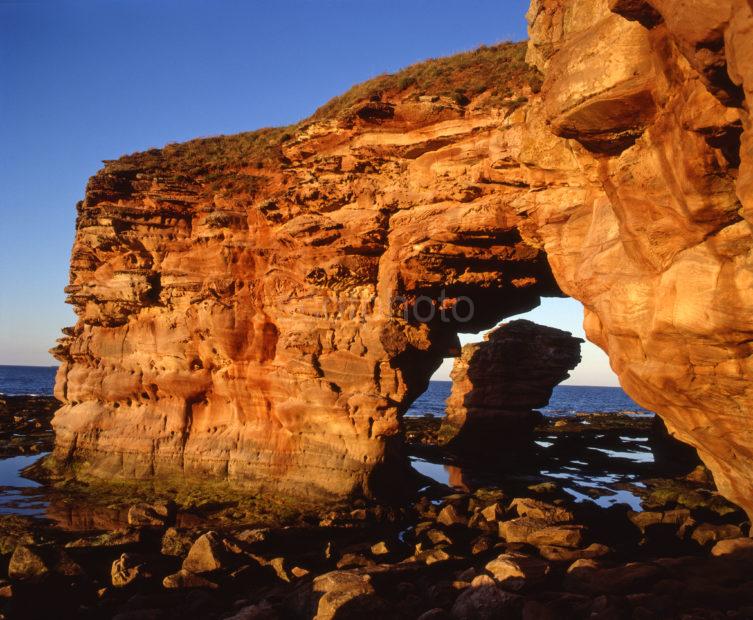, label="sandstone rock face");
[52,0,753,519]
[438,319,581,446]
[50,45,560,502]
[521,0,753,516]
